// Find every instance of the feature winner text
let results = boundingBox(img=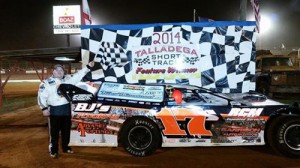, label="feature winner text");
[136,67,197,74]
